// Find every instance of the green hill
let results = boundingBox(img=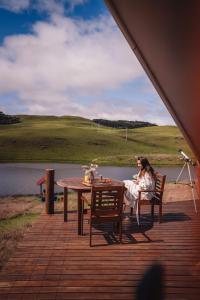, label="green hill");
[0,115,193,165]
